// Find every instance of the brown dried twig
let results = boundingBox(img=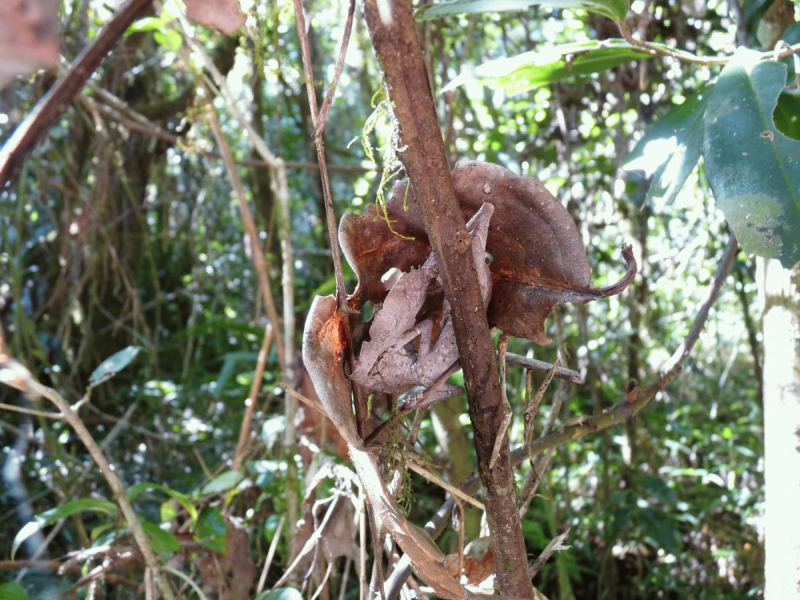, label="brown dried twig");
[313,0,357,139]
